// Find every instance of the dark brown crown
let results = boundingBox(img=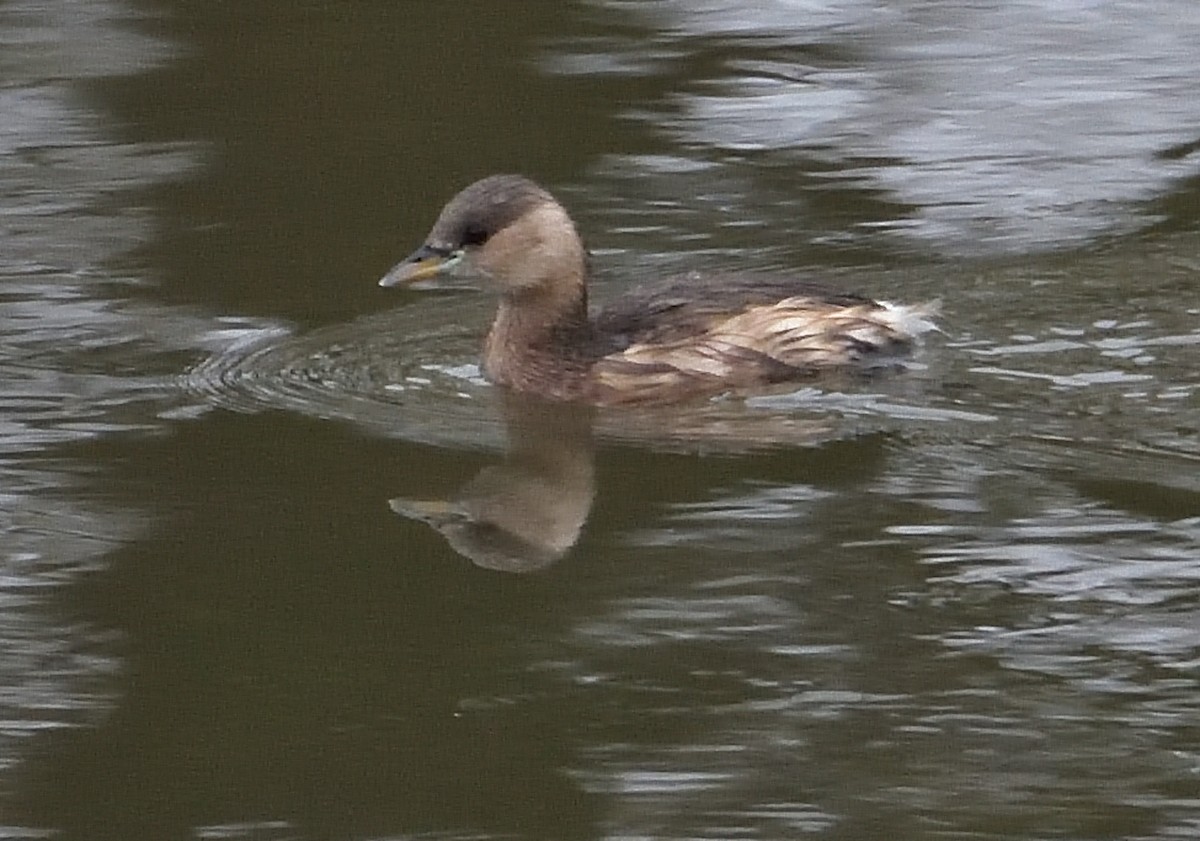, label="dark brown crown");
[427,175,555,249]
